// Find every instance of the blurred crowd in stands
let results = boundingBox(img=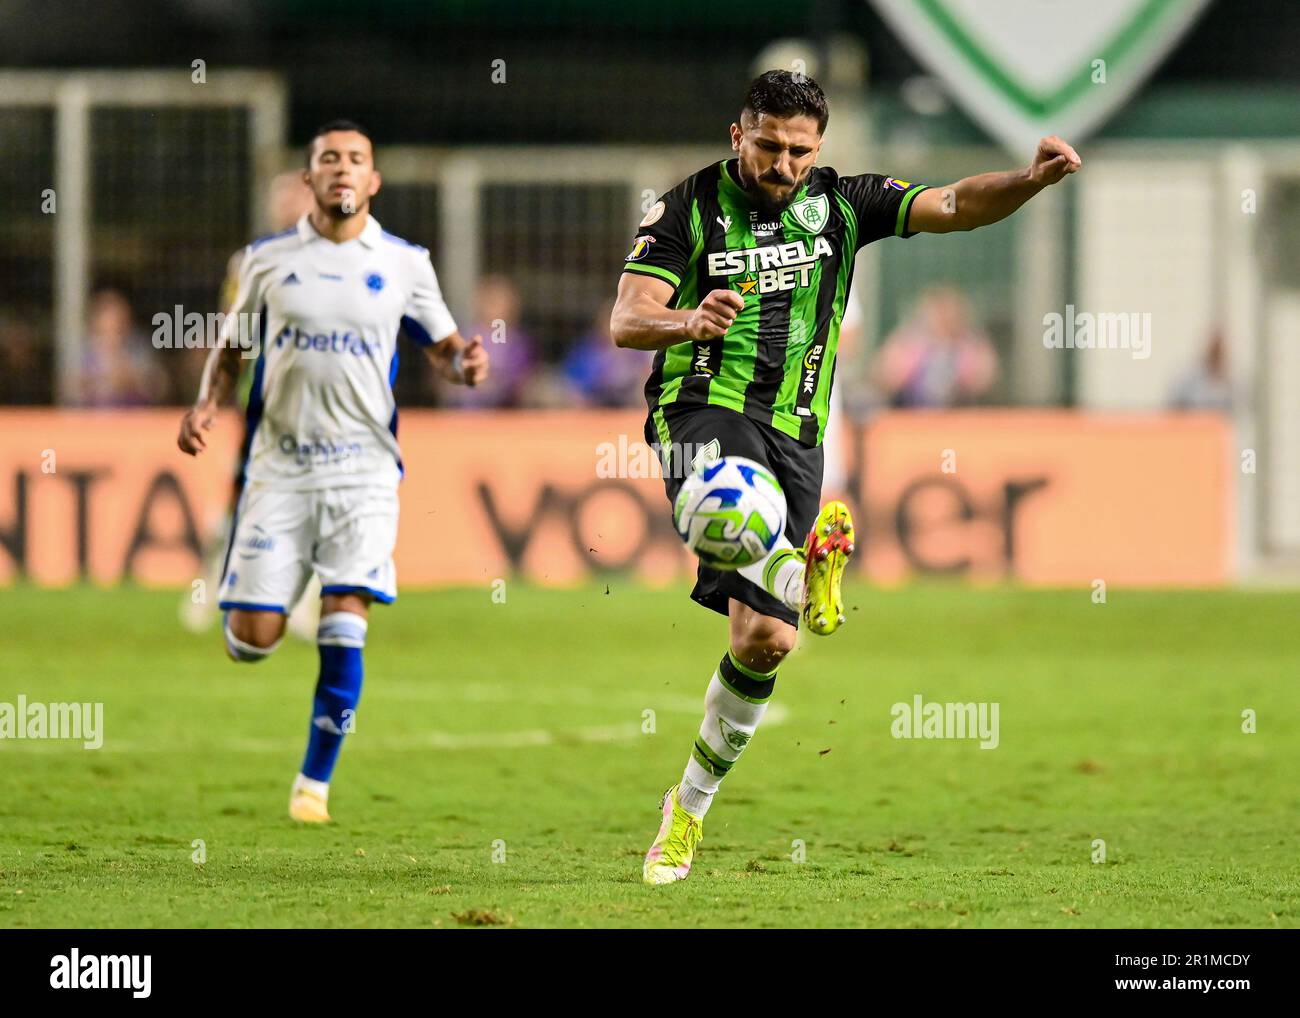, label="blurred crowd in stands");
[0,167,1237,419]
[0,272,1240,416]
